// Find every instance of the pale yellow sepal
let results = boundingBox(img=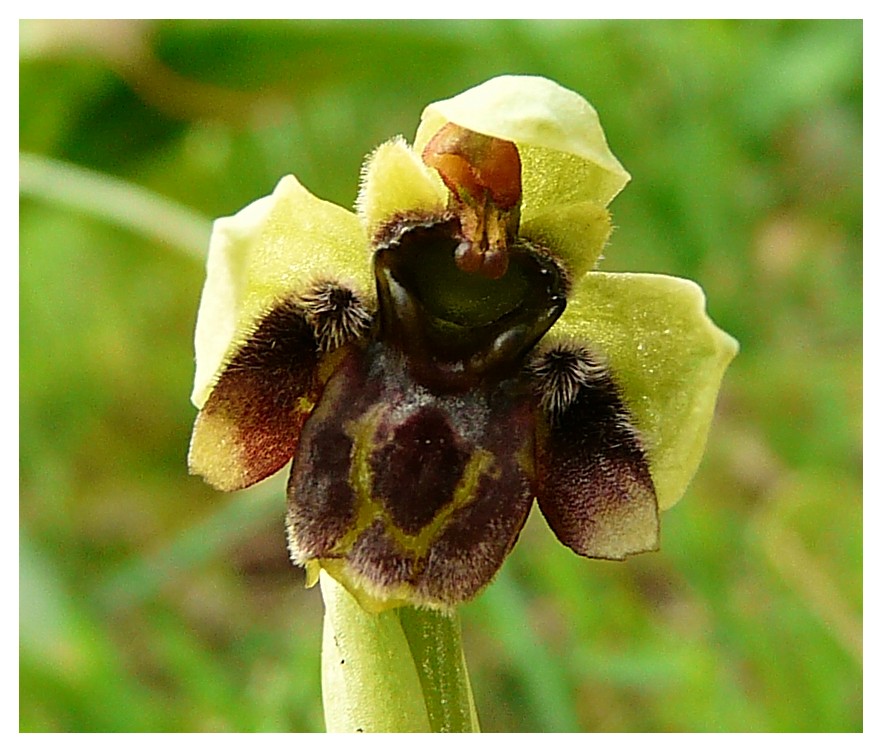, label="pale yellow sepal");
[191,188,276,409]
[356,136,447,238]
[191,175,372,408]
[414,75,631,221]
[547,272,739,510]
